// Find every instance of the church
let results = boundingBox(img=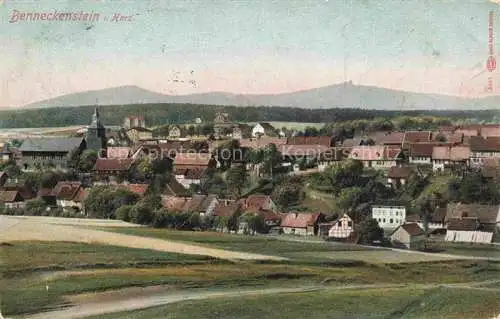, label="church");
[17,108,107,171]
[85,107,107,153]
